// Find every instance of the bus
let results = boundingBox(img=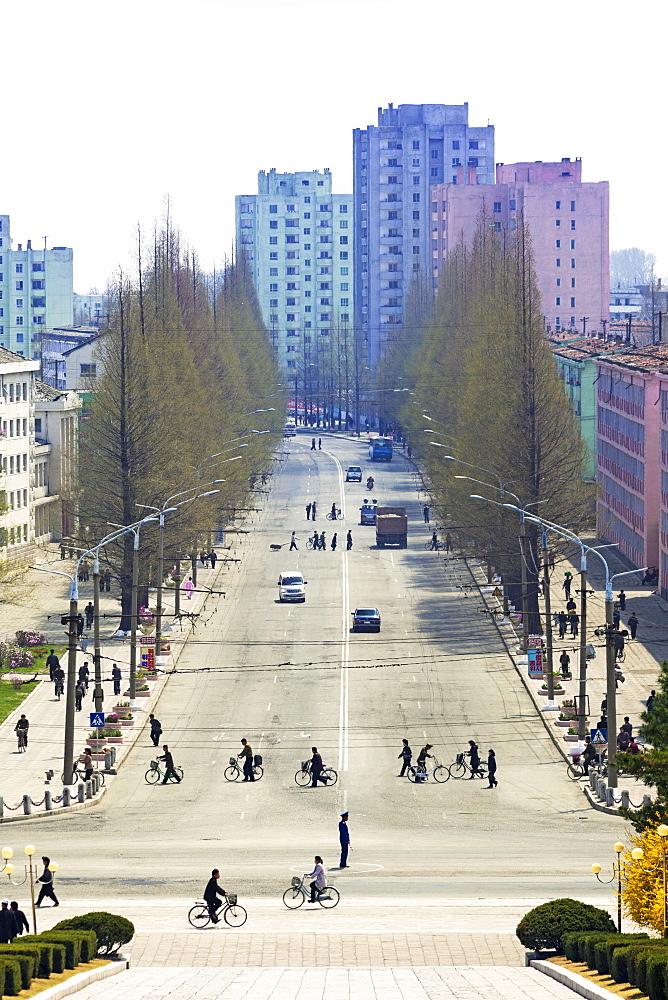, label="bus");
[368,437,393,462]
